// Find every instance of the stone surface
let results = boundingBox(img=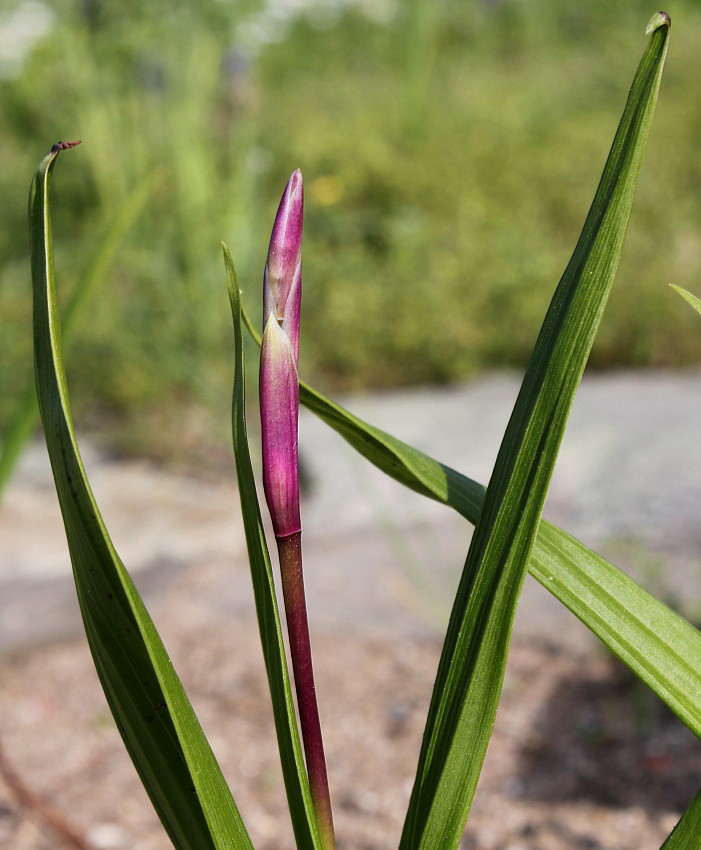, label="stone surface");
[2,369,701,654]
